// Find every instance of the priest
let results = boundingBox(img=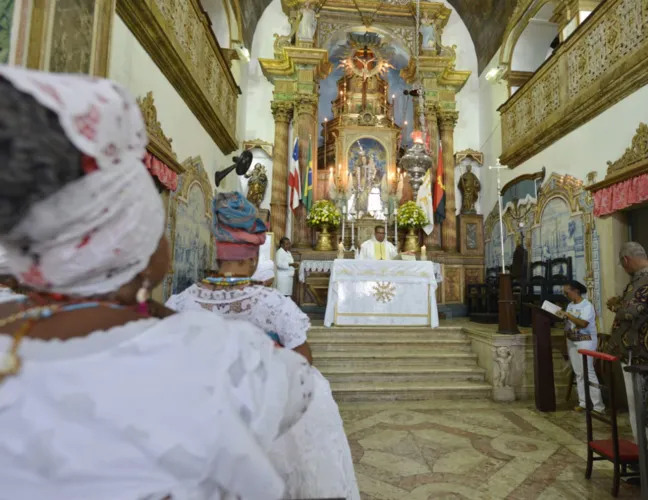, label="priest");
[358,225,398,260]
